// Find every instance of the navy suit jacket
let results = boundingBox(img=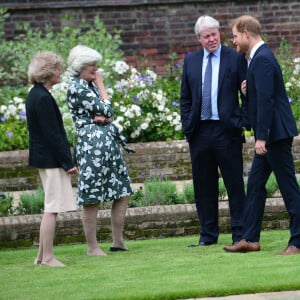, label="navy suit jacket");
[246,44,298,143]
[180,45,247,142]
[26,83,74,171]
